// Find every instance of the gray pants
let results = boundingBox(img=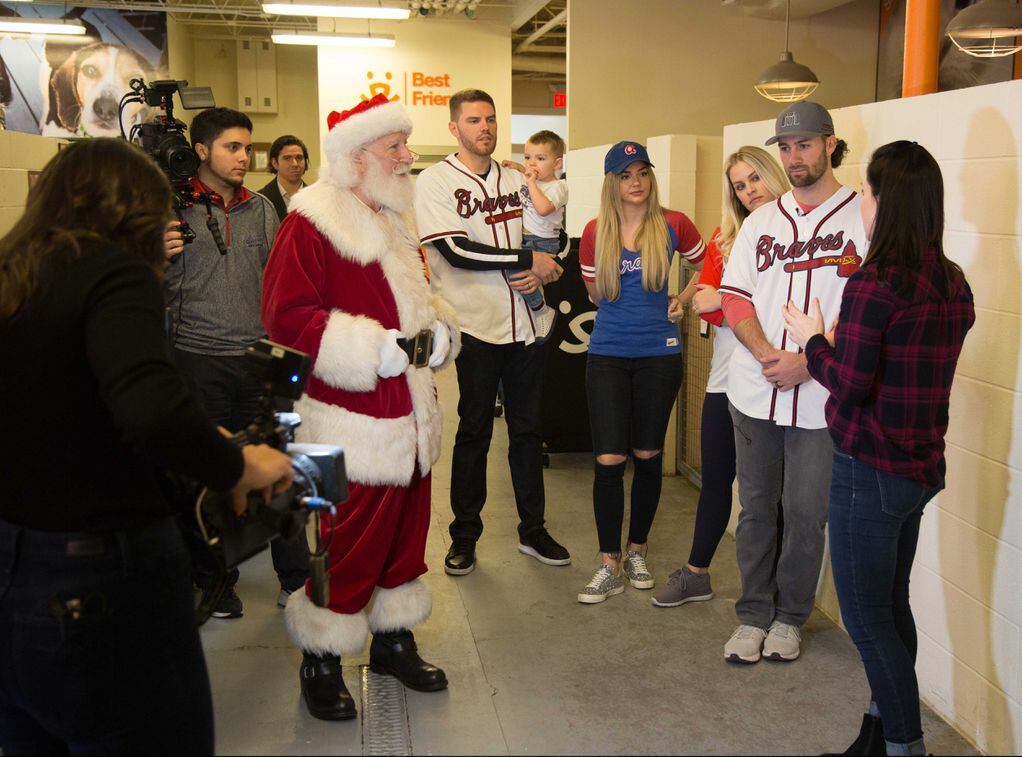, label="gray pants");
[729,403,833,628]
